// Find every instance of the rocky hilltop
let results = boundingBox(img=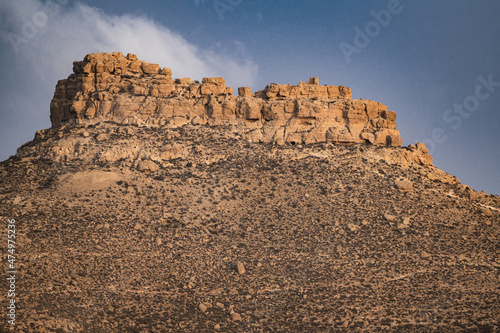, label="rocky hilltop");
[51,52,402,147]
[0,53,498,332]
